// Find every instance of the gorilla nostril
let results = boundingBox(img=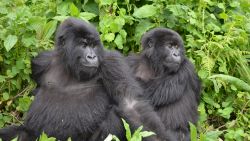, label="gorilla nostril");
[173,53,179,57]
